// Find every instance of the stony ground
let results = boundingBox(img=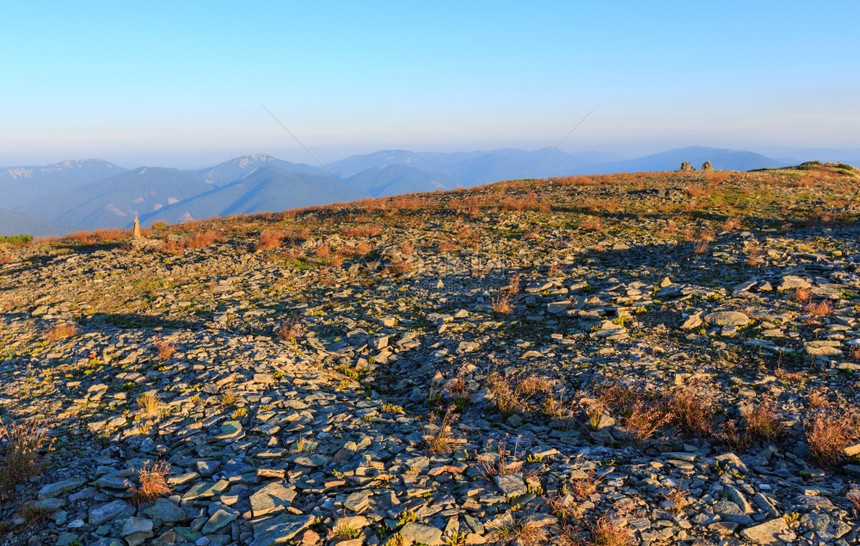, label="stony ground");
[0,163,859,545]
